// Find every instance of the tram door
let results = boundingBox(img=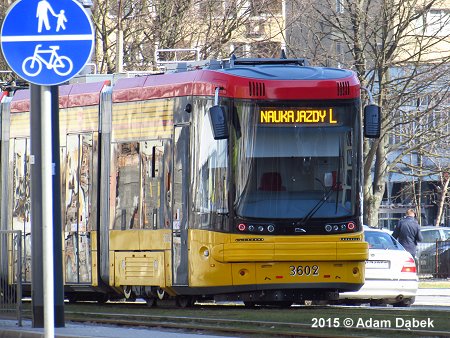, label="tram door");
[63,133,93,284]
[172,125,189,286]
